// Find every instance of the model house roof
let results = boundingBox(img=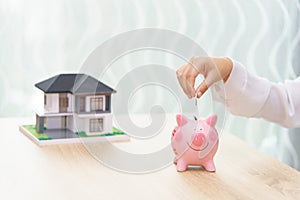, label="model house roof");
[35,74,116,94]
